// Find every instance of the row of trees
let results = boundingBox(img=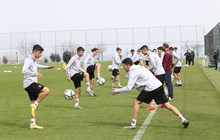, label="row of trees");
[16,41,107,63]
